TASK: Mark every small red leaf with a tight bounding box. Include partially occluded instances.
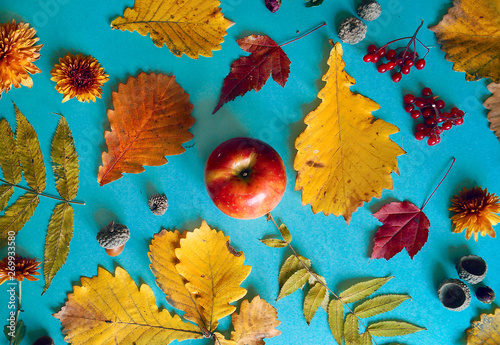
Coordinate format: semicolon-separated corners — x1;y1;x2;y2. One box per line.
213;35;291;114
371;201;430;260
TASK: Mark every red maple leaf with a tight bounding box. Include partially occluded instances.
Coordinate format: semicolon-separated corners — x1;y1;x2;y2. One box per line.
371;201;430;260
212;34;291;114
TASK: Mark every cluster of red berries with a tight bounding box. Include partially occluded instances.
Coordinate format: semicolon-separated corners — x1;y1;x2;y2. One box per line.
404;87;465;146
363;20;428;83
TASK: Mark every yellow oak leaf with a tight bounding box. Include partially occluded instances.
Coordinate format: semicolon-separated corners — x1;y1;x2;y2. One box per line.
484;83;500;141
466;308;500;345
294;41;405;223
53;267;202;345
429;0;500;82
111;0;234;59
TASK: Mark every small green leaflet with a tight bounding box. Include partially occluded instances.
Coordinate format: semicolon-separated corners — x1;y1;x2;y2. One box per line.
367;320;425;337
3;319;25;345
328;299;344;345
344;313;360;345
260;238;288;248
303;281;327;324
0;193;39;239
0;118;22;184
278;255;311;288
339;277;393;304
277;268;310;300
0;185;14;212
354;294;411;318
278;224;292;242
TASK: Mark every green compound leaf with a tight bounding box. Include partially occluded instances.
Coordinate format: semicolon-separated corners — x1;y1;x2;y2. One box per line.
260;238;288;248
0;193;39;240
303;281;327;325
367;320;426;337
0;118;21;184
278;255;311;288
14;104;46;193
328;299;344;345
339;277;393;304
344;313;360;345
0;185;14;212
43;203;74;294
279;224;292;243
277;268;310;300
51;116;79;201
360;331;372;345
354;294;411;318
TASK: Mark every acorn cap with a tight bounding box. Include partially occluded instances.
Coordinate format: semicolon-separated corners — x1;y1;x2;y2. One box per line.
357;0;382;21
33;335;55;345
148;193;169;216
438;279;471;311
96;221;130;249
456;255;487;284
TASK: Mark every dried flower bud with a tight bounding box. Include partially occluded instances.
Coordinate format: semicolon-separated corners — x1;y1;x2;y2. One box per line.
476;286;495;304
338;17;367;45
148;193;169;216
265;0;282;13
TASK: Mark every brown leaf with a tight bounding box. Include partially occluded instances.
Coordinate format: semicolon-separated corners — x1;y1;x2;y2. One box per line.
484;83;500;141
97;72;195;186
466;308;500;344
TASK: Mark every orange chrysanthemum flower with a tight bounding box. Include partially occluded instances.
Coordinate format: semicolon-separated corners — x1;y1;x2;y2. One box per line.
0;20;43;97
0;255;41;285
50;53;109;103
450;187;500;241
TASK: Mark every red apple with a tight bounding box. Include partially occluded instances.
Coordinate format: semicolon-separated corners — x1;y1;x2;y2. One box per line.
204;137;287;219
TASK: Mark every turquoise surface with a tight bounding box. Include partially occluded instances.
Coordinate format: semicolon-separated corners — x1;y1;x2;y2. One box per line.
0;0;499;344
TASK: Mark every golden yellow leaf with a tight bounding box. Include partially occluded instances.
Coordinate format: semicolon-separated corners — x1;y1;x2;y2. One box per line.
294;41;404;223
484;83;500;141
229;296;281;345
97;72;195;186
175;220;252;332
429;0;500;82
149;229;206;329
466;308;500;345
111;0;234;59
53;266;202;345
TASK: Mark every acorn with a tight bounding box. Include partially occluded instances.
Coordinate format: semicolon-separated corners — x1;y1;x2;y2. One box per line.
357;0;382;21
476;286;495;304
96;221;130;257
438;279;471;311
338;17;367;45
456;255;487;284
33;336;55;345
148;193;169;216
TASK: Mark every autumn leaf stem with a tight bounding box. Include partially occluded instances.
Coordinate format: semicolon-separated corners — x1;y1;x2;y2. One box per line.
420;157;456;211
0;178;85;205
279;22;326;47
267;213;376;341
8;281;21;345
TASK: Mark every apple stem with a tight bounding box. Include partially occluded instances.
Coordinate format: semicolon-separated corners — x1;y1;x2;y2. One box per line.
279;22;326;47
421;157;456;211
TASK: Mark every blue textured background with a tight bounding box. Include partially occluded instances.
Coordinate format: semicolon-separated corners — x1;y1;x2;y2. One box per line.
0;0;499;344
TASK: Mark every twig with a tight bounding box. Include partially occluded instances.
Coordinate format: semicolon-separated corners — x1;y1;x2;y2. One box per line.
0;179;85;205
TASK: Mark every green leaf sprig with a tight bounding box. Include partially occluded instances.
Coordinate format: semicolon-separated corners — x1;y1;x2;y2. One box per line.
261;214;426;345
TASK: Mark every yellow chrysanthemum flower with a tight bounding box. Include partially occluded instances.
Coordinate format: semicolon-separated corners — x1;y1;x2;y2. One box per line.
450;187;500;241
0;255;41;285
50;52;109;103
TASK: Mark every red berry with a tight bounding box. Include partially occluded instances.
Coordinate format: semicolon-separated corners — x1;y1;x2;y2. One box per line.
405;104;415;113
377;64;387;73
401;66;411;74
404;94;416;104
422;108;433;118
392;72;402;83
422;87;432;96
415;59;426;69
435;100;445;109
442;112;450;118
371;55;379;63
442;121;453;130
425;118;436;126
377;48;386;58
450;107;459;115
415;99;426;108
363;54;373;62
386;61;396;70
368;44;377;54
454;118;464;125
436;116;444;123
396;58;404;65
386;50;397;60
404;59;414;67
416;123;426;131
410;110;421;119
415;131;426;140
427;136;439;146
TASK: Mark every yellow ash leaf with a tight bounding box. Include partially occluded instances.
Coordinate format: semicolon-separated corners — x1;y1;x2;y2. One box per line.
175;220;251;332
111;0;234;59
294;41;405;223
53;267;202;345
466;308;500;345
429;0;500;82
230;296;281;345
149;229;207;329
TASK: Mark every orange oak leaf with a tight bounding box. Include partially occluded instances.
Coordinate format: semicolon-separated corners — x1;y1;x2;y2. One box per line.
97;72;195;186
484;83;500;141
213;35;291;114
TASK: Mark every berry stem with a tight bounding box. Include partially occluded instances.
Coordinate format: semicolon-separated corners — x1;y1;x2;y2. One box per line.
421;157;456;211
375;20;429;57
279;22;326;47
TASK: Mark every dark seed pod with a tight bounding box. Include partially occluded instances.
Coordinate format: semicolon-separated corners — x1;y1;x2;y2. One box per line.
338;17;367;45
456;255;487;284
148;193;169;216
265;0;282;13
357;0;382;21
476;286;495;304
33;336;55;345
438;279;471;311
